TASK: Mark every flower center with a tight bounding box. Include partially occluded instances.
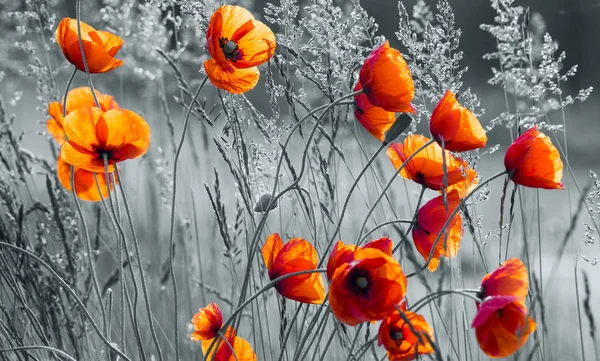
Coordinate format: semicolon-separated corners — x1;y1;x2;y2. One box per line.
347;268;372;297
389;326;404;347
219;37;243;62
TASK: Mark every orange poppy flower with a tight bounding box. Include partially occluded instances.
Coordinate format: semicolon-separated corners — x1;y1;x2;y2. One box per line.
204;5;276;94
429;90;487;152
191;303;223;341
479;258;528;300
387;134;473;190
55;18;124;73
47;87;119;145
412;189;463;271
443;165;478;199
472;296;536;358
504;126;564;189
378;305;434;361
329;248;407;326
353;82;397;142
57;154;114;202
261;233;326;304
201;327;256;361
60;107;151;173
326;237;392;281
359;40;415;112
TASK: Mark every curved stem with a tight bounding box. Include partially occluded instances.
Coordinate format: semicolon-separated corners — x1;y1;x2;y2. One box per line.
409;289;482;314
0;346;76;361
407;170;508;277
392;185;426;254
167;75;208;361
61;68;77;117
360;219;414;245
74;0;100;107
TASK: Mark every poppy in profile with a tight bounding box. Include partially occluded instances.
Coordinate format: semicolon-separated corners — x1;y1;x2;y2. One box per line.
429;90;487;152
201;326;257;361
479;258;528;300
329;248;407;326
47;87;119;145
191;303;223;341
359;40;414;112
412;189;463;271
472;296;536;358
504;126;563;189
205;5;276;94
387;134;473;190
261;233;326;304
326;237;393;281
55;18;124;73
57;155;115;202
353;82;397;142
60;107;151;173
378;304;435;361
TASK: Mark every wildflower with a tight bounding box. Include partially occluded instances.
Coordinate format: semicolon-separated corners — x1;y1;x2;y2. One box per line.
504;126;564;189
329;248;407;326
429;90;487;152
55;18;124;73
261;233;326;304
191;303;223;341
387;134;474;190
201;327;256;361
60;107;151;173
326;237;393;281
205;5;276;94
353;82;397;142
359;40;415;112
472;296;536;358
378;304;434;361
479;258;528;300
47;87;119;145
57;155;114;202
412;189;463;271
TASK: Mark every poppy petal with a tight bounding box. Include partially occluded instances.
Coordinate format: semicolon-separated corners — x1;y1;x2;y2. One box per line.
353;82;397;141
191;303;223;341
47;102;66;144
204;58;260;94
261;233;284;278
57;155;113;202
480;258;528;299
62;107;103;151
94;30;125;56
96;109;151;162
232;20;276;68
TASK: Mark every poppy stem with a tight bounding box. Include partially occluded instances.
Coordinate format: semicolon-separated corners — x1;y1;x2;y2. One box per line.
360;218;414;245
0;345;77;361
61;67;77;118
409;290;482;315
353;139;437;247
168;75;209;361
392;185;427;254
74;0;100;108
407;169;509;278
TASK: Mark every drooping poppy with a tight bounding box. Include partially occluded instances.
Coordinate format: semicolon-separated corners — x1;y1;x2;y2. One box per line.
329;248;407;326
429;90;487;152
326;237;393;281
353;82;397;142
205;5;276;94
412;189;463;271
261;233;326;304
201;326;256;361
359;40;415;112
472;296;536;358
55;18;124;73
479;258;528;300
387;134;474;190
57;154;115;202
504;126;564;189
378;304;435;361
191;303;223;341
47;87;119;145
60;107;151;173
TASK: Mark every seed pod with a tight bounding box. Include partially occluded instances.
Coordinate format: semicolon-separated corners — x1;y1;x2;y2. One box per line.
254;193;278;212
383;113;412;144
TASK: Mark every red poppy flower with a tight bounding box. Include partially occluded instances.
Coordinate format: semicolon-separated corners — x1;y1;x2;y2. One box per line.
504;126;564;189
472;296;536;358
479;258;528;300
261;233;326;304
56;18;124;73
387;134;473;190
205;5;276;94
429;90;487;152
326;237;393;281
329;248;407;326
60;107;151;173
191;303;223;341
359;40;414;112
201;327;256;361
57;154;115;202
378;304;435;361
353;82;397;141
47;87;119;145
412;189;463;271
